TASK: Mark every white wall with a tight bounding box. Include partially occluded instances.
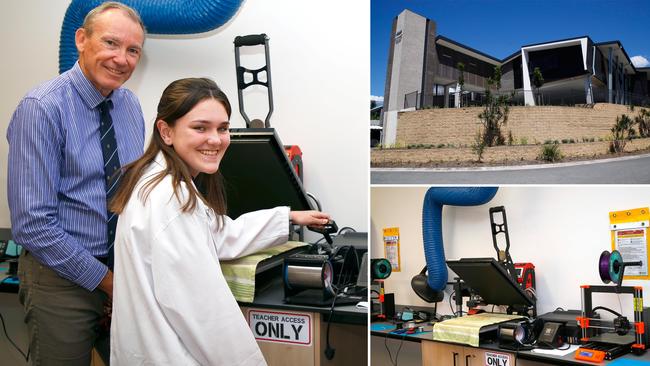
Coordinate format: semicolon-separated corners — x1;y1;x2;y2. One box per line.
371;186;650;320
1;0;369;238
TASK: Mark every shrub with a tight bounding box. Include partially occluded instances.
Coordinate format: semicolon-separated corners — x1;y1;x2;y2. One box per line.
519;137;528;145
538;143;563;162
636;108;650;138
471;131;486;162
609;114;636;153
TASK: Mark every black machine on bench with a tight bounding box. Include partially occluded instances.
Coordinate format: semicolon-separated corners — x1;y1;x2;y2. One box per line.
227;35;367;307
283;231;367;306
446;206;537;317
219;128;367;307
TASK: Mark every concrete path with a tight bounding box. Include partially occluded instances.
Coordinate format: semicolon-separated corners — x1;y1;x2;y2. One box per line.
371;153;650;184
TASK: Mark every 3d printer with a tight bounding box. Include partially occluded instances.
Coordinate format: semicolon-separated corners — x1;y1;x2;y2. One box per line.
575;250;648;361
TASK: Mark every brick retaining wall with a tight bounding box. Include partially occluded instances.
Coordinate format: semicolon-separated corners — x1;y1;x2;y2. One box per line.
394;103;643;147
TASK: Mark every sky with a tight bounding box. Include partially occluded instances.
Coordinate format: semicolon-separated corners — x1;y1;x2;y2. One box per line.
371;0;650;102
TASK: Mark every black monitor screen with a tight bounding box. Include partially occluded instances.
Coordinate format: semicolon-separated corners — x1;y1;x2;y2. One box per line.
219;128;312;219
446;258;534;307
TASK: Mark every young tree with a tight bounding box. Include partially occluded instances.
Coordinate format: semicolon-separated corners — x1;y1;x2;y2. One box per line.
477;65;509;146
490;65;502;92
456;62;465;107
532;67;544;105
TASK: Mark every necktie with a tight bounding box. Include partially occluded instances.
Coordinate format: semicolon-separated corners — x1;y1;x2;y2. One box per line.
98;100;121;269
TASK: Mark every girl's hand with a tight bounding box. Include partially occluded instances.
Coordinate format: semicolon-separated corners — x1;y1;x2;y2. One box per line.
290;210;331;227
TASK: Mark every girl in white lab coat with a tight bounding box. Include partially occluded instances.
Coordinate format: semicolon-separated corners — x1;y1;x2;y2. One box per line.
108;78;330;366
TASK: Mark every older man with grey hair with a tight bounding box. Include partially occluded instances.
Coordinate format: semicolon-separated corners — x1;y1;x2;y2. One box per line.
7;2;146;364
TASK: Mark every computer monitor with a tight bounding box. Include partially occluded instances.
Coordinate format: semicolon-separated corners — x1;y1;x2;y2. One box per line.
219;128;312;219
446;258;534;308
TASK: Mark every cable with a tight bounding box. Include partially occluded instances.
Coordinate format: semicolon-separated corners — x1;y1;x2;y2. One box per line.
448;289;465;316
433;302;438;321
448;289;455;315
384;333;406;366
306;192;322;211
324;289;338;360
0;312;30;362
324;245;357;361
337;227;356;235
593;306;624;318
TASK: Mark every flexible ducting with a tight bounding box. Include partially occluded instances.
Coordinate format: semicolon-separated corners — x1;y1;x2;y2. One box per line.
59;0;243;73
422;187;498;291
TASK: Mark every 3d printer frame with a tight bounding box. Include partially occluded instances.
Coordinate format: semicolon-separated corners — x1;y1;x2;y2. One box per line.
578;285;646;355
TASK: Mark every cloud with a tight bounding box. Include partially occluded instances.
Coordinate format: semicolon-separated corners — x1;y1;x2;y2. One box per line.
631;55;649;68
371;95;384;103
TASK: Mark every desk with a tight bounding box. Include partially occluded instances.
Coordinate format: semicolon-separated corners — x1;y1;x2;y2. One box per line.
241;275;367;366
371;317;650;365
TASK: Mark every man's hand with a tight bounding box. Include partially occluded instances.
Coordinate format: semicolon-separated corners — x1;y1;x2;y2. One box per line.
290;210;331;227
97;269;113;300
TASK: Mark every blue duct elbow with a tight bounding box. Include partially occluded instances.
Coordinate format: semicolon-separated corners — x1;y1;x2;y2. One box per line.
422;187;498;291
59;0;243;74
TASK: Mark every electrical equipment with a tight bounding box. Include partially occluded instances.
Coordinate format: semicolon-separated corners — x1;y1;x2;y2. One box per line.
498;320;537;350
576;343;631;362
283;145;303;181
411;266;444;303
307;221;338;245
575;346;607;363
370;258;393;321
447;258;536;317
283;253;335;305
515;262;535;290
371;258;391;280
538;309;592;345
538;322;565;349
577;285;646;357
283;241;363;306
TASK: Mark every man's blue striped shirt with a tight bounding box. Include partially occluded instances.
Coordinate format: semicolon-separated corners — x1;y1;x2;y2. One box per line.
7;62;145;290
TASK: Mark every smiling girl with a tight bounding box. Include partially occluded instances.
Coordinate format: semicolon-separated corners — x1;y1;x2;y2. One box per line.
108;78;329;365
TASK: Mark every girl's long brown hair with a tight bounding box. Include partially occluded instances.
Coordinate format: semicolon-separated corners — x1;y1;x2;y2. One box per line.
110;78;231;217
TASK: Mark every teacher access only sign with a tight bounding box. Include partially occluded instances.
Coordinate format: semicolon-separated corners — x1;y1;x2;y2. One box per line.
248;310;312;346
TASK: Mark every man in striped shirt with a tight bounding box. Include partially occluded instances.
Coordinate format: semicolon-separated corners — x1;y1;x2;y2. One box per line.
6;3;145;365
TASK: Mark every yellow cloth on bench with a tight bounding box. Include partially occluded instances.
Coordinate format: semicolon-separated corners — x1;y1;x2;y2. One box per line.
432;313;523;347
221;241;307;303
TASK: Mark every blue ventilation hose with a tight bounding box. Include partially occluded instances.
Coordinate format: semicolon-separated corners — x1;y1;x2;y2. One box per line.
59;0;243;74
422;187;498;291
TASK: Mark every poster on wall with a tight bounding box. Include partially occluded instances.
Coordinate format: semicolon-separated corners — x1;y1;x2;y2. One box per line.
383;227;401;272
609;207;650;279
